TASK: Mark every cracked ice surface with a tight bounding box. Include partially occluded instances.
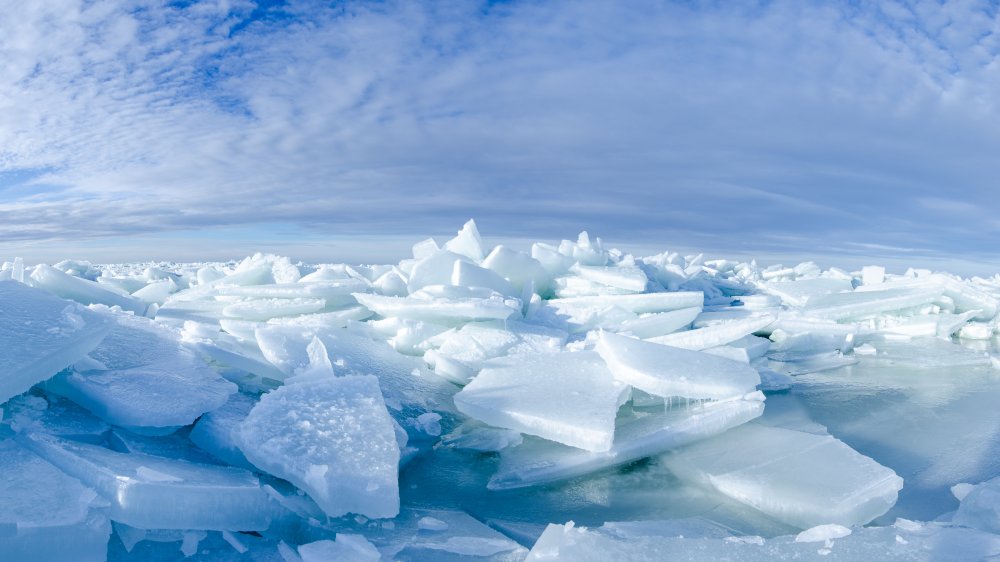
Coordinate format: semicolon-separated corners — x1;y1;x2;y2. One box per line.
6;220;1000;559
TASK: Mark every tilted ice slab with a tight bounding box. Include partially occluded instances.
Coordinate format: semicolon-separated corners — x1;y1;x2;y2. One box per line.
647;314;777;351
454;351;628;452
662;424;903;529
525;519;1000;561
531;292;703;333
490;392;765;490
616;307;701;338
19;432;280;531
213;279;368;305
802;287;943;321
238;374;401;519
760;277;854;307
254;324;457;420
424;320;567;384
29;264;145;314
44;312;236;431
221;298;327;321
596;331;760;400
353;290;521;325
0;281;113;404
6;393;110;442
0;439;111;562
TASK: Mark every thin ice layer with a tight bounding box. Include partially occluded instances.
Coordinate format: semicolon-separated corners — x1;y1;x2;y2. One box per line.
524;519;1000;561
596;331;760;400
662;424;903;529
44;312;236;430
454;351;628;452
0;281;113;404
238;375;401;519
490;393;764;489
19;432;279;531
0;439;111;562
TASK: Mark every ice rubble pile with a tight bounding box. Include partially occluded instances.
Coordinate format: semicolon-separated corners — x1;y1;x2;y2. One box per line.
2;220;1000;559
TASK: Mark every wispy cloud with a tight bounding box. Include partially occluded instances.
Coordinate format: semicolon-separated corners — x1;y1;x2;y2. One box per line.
1;0;999;262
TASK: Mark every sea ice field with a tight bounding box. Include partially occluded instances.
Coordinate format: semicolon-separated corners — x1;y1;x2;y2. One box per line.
4;219;1000;560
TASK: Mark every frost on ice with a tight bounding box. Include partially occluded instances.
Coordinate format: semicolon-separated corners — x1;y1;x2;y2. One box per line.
6;220;1000;559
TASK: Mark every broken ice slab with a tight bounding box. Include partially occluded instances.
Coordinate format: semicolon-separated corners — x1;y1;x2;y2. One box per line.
189;392;258;470
454;351;628;452
489;393;765;490
424;320;567;384
952;476;1000;534
549;292;703;316
482;245;549;295
212;279;368;305
702;335;771;364
647;314;777;351
222;298;327;321
0;281;114;404
253;324;457;421
760;277;854;307
529;292;703;333
108;428;223;466
238;375;401;519
44;312;236;431
452;260;516;297
524;519;1000;561
596;331;760;400
802;287;943;321
661;423;903;529
19;432;280;531
567;264;649;293
298;534;381;561
615;307;701;338
29;264;146;314
353;291;521;325
0;439;111;562
315;508;528;561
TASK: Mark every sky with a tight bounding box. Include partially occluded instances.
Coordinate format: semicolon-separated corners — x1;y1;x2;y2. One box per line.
1;0;1000;272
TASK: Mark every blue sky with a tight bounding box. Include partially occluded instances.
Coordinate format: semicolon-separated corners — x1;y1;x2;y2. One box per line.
1;1;999;271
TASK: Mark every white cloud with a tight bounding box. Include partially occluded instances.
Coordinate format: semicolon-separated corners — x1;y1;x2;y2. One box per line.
0;0;998;260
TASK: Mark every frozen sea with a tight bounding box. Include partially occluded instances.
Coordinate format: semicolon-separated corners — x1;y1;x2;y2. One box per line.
3;220;1000;560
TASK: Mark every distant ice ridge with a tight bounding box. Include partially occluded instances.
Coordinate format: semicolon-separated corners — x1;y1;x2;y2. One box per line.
4;219;1000;559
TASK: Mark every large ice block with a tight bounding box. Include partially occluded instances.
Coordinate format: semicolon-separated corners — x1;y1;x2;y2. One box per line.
44;312;236;430
238;375;401;519
596;331;760;400
0;281;113;404
0;282;112;402
453;351;628;452
490;393;764;489
19;432;280;531
662;424;903;528
0;439;111;561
